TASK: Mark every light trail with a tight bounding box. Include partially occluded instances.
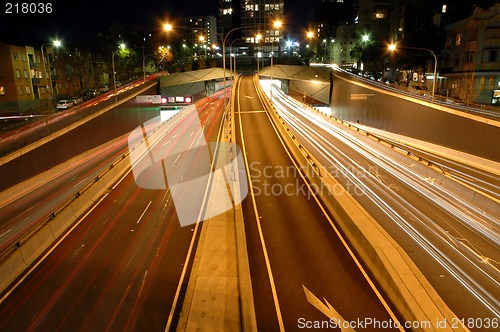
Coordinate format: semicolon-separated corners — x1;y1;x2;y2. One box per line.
264;82;500;317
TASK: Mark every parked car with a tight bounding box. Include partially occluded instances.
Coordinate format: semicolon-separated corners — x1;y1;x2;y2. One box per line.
82;89;97;101
68;98;83;105
56;100;74;110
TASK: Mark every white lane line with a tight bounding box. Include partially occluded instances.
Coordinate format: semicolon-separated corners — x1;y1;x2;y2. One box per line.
136;201;152;224
0;229;12;239
73;178;88;189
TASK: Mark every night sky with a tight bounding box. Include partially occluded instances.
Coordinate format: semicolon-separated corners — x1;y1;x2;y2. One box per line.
0;0;322;45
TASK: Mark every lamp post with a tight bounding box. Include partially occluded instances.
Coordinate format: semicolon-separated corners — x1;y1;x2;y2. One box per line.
40;39;61;106
388;43;437;101
143;53;156;83
256;34;262;75
270;20;282;102
199;35;207;58
112;43;125;101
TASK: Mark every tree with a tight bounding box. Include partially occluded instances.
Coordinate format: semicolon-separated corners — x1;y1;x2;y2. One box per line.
457;70;478;107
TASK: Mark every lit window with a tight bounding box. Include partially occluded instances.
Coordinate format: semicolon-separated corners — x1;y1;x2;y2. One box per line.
18;85;23;94
25;86;30;94
13;51;19;60
442;5;447;13
0;86;5;95
16;69;21;78
456;33;462;46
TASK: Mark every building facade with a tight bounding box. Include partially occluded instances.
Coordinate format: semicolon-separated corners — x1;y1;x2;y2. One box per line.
241;0;285;57
441;3;500;104
0;42;70;113
179;16;218;51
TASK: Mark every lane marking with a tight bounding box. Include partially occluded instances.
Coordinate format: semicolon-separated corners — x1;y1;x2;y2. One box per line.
0;229;12;239
303;285;355;332
136;201;152;224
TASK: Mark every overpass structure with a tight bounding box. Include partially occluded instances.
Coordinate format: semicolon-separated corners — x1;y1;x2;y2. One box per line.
258;65;331;105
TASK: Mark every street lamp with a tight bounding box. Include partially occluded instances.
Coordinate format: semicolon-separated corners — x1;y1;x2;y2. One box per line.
256;34;262;75
199;35;207;58
143;53;156;83
163;23;172;32
388;43;437;101
112;43;126;101
271;20;283;102
40;39;61;105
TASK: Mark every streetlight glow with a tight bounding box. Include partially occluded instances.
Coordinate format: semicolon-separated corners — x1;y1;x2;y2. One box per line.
307;31;314;39
163;23;172;32
388;42;437;100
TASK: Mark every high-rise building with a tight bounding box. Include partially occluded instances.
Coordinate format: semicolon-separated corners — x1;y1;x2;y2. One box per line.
219;0;241;40
178;16;218;50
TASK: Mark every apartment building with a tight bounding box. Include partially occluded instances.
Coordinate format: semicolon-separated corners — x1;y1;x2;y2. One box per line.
0;42;69;113
441;3;500;104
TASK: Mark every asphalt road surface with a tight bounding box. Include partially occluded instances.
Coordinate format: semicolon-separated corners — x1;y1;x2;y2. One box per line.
235;75;401;331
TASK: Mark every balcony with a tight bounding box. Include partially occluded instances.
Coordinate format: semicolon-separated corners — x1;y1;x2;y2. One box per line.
31;78;41;85
29;61;38;68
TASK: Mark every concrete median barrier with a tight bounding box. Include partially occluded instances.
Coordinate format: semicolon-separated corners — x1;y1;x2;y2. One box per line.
0;248;28;293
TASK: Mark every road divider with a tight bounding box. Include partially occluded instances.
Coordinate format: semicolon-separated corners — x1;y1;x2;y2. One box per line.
254;76;468;332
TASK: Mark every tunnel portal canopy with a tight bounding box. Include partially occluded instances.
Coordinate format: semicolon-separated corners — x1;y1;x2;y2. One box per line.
259;65;332;105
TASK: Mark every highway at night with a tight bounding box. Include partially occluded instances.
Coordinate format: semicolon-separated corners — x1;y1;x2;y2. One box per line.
234;75;401;331
266;81;500;325
0;90;226;330
0;74;498;331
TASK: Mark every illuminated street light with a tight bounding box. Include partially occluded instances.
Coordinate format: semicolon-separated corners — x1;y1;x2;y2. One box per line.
271;20;283;102
163;23;172;32
256;34;263;75
112;43;126;101
388;42;437;101
362;34;370;42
